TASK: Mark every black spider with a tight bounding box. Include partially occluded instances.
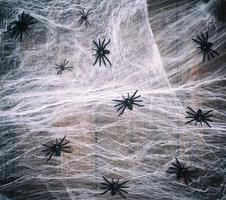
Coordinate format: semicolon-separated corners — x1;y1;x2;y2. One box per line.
55;59;73;75
166;158;196;185
7;11;37;42
78;9;92;27
113;90;144;116
42;135;72;161
185;107;213;128
92;39;111;66
100;176;129;198
192;32;219;62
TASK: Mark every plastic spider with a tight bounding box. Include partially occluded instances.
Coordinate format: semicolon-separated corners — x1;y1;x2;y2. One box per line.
7;11;37;42
92;39;111;66
55;59;73;75
166;158;196;185
77;9;92;27
185;107;213;128
192;32;219;62
113;90;144;116
42;135;72;161
100;176;129;198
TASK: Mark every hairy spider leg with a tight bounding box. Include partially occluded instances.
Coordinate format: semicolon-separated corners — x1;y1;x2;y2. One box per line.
187;107;196;114
130;90;138;99
102;39;111;65
119;180;129;187
203;110;213;116
185;119;196;124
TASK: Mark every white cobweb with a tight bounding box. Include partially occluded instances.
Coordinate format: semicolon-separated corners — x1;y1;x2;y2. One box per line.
0;0;225;199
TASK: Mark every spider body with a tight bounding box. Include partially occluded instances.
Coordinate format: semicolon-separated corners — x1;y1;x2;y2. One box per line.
113;90;144;116
93;39;111;66
166;158;196;185
192;32;219;62
7;12;36;42
185;107;213;127
55;59;73;75
100;176;129;198
78;9;92;27
42;135;72;161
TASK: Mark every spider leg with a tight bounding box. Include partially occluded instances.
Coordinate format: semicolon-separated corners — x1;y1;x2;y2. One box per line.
205;32;209;44
195;121;198;126
100;182;109;186
119;180;129;186
209;48;219;55
103;54;111;65
99;55;102;66
117;105;125;112
86;20;92;26
45;151;52;157
103;39;110;48
206;51;211;61
118;190;127;198
209;50;215;58
201;32;206;43
132;95;141;100
187;107;196;114
119;106;126;116
203;120;211;128
86;10;93;16
101;39;106;48
93;40;99;49
203;110;213;116
119;188;128;193
93;55;100;66
192;38;202;45
202;51;206;63
98;39;101;47
113;99;124;103
61;141;70;146
79;10;83;15
130;90;138;99
205;117;213;122
65;68;73;72
78;18;83;24
122;95;126;99
20;32;23;42
100;188;110;195
185;119;196;124
42;143;51;148
59;135;67;145
185;116;195;118
61;149;72;153
85;20;88;27
133;100;143;102
114;102;124;107
61;145;71;149
197;35;203;43
47;152;54;161
132;102;144;107
101;55;107;66
103;177;111;184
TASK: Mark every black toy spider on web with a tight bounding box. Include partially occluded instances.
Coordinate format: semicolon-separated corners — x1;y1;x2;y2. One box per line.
92;39;111;66
166;158;196;185
77;9;92;27
100;176;129;198
55;59;73;75
192;32;219;62
42;135;72;161
185;107;213;128
7;11;37;42
113;90;144;116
